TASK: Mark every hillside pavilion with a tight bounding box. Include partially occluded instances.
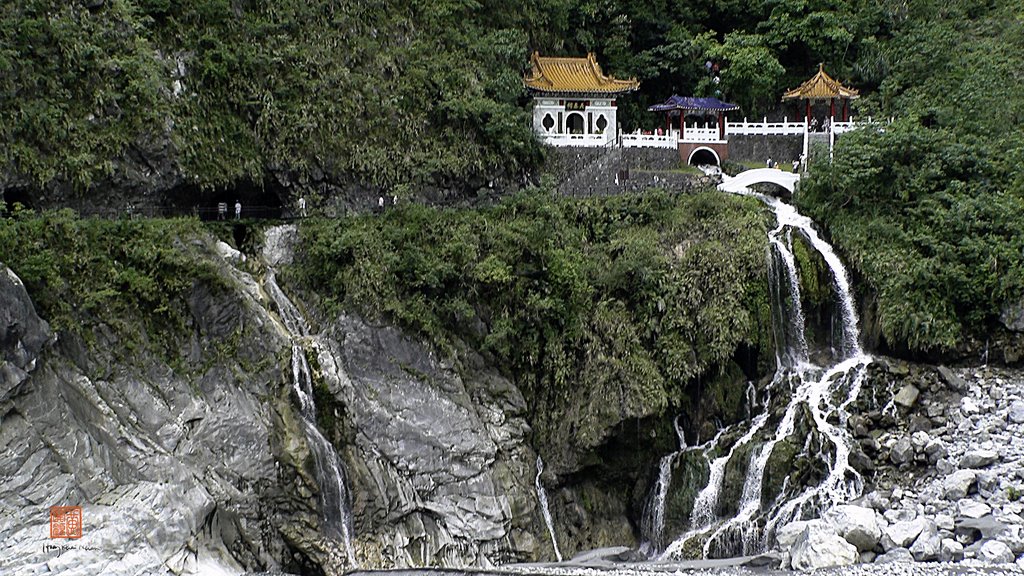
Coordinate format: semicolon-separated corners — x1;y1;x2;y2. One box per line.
783;64;860;123
524;52;639;147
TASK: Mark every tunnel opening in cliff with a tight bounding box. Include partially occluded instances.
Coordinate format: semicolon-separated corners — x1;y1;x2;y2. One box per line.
163;179;288;220
3;187;35;211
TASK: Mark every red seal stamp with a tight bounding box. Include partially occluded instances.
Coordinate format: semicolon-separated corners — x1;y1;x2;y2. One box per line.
49;506;82;539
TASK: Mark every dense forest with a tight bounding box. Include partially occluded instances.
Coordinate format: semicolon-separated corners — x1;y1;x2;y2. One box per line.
2;0;1023;355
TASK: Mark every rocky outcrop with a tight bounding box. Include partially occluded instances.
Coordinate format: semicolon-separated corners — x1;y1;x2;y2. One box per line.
0;238;380;575
312;314;543;566
0;264;53;397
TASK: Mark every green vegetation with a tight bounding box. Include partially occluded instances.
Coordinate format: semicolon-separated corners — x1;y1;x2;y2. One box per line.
293;189;773;453
0;210;224;353
0;0;543;192
798;0;1024;352
4;0;1022;357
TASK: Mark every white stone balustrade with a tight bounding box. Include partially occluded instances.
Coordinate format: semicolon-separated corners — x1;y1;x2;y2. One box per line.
726;117;807;136
538;132;613;148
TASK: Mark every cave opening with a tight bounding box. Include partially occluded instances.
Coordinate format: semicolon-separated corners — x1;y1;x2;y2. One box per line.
2;188;34;212
164;178;288;220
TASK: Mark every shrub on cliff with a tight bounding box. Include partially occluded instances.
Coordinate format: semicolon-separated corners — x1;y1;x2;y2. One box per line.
294;189;773;463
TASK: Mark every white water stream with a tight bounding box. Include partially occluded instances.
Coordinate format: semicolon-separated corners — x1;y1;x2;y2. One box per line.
535;456;564;562
658;179;871;559
265;270;357;565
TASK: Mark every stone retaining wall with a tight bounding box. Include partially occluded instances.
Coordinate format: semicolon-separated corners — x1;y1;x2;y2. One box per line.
728;134;803;165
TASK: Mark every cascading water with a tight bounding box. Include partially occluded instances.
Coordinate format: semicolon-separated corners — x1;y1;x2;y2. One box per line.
640;416;687;554
265;270;357;565
534;456;563;562
661;180;871;559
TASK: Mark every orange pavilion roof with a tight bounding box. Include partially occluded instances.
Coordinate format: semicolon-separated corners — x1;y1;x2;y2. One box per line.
524;52;639;95
782;64;860;101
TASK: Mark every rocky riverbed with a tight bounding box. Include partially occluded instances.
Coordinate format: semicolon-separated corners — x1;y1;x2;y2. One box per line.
764;360;1024;570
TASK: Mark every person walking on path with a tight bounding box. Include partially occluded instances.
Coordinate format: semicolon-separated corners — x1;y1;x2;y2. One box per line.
298;196;307;218
234;200;241;220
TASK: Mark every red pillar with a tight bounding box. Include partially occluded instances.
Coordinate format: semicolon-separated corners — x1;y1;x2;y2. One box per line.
830;98;835;120
665;113;670;133
805;100;811;123
843;99;849;122
718;112;725;140
680;111;685;140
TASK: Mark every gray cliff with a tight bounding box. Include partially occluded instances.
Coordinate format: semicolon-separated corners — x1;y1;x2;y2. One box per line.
0;228;557;575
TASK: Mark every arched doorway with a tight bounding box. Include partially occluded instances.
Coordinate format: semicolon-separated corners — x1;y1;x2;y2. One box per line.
688;147;721;166
566;112;585;135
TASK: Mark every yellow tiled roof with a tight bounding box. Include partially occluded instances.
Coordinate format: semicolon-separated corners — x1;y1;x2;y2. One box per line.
782;64;860;101
524;52;639;94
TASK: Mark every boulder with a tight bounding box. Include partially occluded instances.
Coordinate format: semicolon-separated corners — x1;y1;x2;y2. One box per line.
978;540;1015;564
825;505;882;552
894;384;920;408
938;366;969;391
958;499;993;519
790;522;858;571
910;521;941;561
1009;400;1024;425
874;548;913;563
960;449;999;469
940;538;964;562
890;437;914;465
996;524;1024;554
776;519;829;551
886;517;927;548
943;469;977;500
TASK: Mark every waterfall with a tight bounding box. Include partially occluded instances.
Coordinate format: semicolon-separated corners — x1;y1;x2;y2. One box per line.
534;456;563;562
265;270;357;565
661;183;871;559
641;415;688;554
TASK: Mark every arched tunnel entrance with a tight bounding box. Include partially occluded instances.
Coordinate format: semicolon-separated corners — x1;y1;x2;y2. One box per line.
688;147;721;167
2;188;34;212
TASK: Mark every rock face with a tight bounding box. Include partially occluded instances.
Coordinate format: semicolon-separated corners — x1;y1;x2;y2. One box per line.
0;264;53;397
314;314;541;566
1;252;316;575
1;229;577;575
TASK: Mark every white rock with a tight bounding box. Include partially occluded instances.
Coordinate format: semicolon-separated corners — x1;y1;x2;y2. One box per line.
996;524;1024;554
874;548;913;563
886;517;927;548
962;396;981;415
961;449;999;469
935;514;955;531
894;384;920;408
978;539;1015;563
1009;400;1024;424
940;537;964;562
776;519;829;551
911;430;931;450
910;521;941;561
825;505;882;552
959;499;993;519
790;522;858;571
943;469;977;500
214;241;245;264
